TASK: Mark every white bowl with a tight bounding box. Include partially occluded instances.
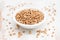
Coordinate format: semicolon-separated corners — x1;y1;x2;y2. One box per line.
13;7;46;29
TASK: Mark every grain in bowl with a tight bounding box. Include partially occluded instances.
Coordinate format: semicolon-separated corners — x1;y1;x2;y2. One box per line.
15;9;44;25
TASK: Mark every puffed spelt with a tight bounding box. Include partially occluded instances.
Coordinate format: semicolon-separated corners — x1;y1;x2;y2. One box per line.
15;9;44;25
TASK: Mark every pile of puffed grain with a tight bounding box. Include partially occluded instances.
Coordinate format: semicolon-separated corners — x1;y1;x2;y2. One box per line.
15;9;44;25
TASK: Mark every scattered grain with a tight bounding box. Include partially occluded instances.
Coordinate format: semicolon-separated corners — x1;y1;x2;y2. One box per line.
10;27;12;29
36;33;40;38
18;4;20;7
47;23;50;25
36;30;41;33
48;29;50;31
54;29;56;31
54;13;56;16
6;19;8;21
50;21;52;23
44;7;49;10
12;29;14;32
3;18;5;20
18;32;22;38
52;17;55;21
13;33;16;35
53;3;56;6
48;13;51;16
7;14;10;16
36;30;41;38
22;31;25;33
29;30;32;34
36;29;47;38
51;35;54;37
48;9;51;12
10;34;12;36
47;34;49;36
53;9;56;12
9;22;11;24
6;25;8;27
52;32;54;34
16;24;20;28
6;5;11;8
42;28;47;34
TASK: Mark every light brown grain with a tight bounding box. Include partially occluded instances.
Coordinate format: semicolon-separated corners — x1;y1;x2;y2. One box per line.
15;9;44;25
18;32;22;38
29;30;32;34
